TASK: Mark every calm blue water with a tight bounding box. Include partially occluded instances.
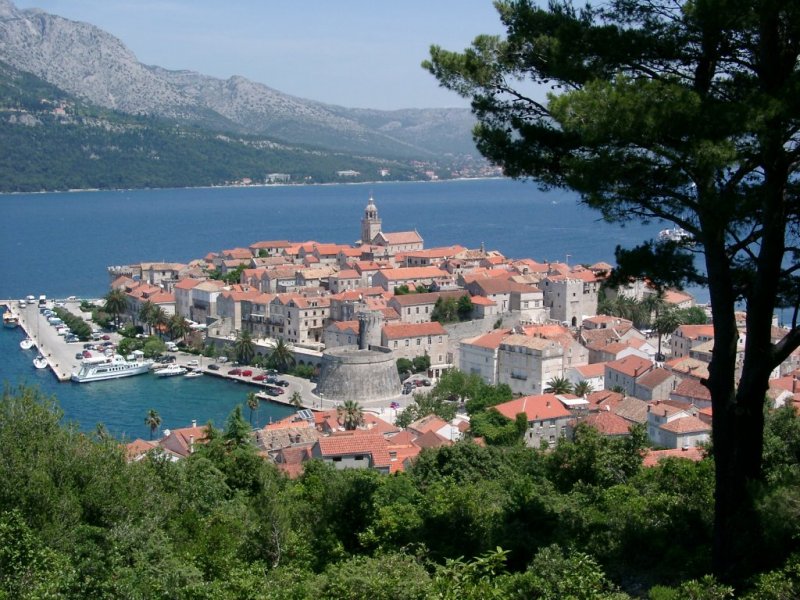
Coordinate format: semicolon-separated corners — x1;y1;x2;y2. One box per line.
0;178;705;438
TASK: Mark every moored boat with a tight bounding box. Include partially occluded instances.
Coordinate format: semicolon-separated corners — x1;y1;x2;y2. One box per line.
153;364;187;377
71;355;152;383
33;354;48;369
183;370;203;378
3;311;19;328
20;337;34;350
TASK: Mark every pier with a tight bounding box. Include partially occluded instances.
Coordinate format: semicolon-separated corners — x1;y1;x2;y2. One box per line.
3;299;86;381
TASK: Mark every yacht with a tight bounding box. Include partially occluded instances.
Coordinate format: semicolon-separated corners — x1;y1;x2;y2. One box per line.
153;364;187;377
183;370;203;378
71;355;152;383
33;355;48;369
19;337;34;350
658;227;693;244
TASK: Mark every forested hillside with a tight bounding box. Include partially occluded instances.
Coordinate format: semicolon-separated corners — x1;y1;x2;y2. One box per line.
0;61;422;193
3;385;800;599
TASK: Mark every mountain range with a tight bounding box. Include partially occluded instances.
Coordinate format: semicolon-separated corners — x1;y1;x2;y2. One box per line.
0;0;479;161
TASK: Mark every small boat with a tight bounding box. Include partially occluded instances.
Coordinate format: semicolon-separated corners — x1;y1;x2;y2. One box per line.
33;355;48;369
153;364;187;377
3;311;19;328
19;338;34;350
183;370;203;378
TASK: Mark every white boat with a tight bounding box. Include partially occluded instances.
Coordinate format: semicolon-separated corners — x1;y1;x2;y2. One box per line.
33;355;48;369
153;364;187;377
19;338;34;350
3;311;19;328
71;355;152;383
183;370;203;378
658;227;693;244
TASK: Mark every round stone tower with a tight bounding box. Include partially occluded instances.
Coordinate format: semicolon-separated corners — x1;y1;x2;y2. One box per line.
317;309;400;402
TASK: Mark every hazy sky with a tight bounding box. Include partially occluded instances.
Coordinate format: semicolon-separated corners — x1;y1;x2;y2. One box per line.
14;0;507;110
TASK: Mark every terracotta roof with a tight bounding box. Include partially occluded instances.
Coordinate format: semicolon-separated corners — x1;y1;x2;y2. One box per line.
586;390;624;409
664;357;710;379
413;429;452;449
330;320;360;333
316;432;391;467
494;394;572;422
378;231;423;245
159;425;208;457
660;415;711;434
462;328;513;350
125;438;158;460
613;397;649;423
469;296;496;306
500;334;560;352
404;245;467;259
472;278;540;295
606;355;653;378
635;367;674;389
676;324;715;340
407;414;448;436
382;321;447;339
333;269;360;279
642;447;704;467
389;290;465;306
580;411;632;436
663;289;695;305
573;363;606;378
648;401;690;418
671;378;712;402
250;240;293;249
174;278;204;290
375;266;448;281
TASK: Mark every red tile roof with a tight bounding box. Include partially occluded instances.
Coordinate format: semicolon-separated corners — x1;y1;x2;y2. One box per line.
671;378;712;402
606;355;653;378
494;394;572;422
375;266;448;281
580;411;632;436
316;432;391;467
642;447;704;467
382;321;447;339
660;415;711;434
635;367;674;389
462;328;513;350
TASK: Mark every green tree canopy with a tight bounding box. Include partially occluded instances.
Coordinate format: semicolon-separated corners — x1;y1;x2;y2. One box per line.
425;0;800;583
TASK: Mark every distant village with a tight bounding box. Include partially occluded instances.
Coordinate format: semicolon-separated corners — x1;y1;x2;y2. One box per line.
114;196;800;475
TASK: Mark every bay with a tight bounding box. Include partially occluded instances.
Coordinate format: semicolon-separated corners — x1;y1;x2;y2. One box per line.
0;178;702;439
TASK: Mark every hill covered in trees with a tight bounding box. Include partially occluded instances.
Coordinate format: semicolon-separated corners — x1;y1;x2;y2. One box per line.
3;385;800;599
0;60;443;193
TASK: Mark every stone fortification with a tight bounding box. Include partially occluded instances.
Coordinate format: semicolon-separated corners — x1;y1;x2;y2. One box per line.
316;346;400;402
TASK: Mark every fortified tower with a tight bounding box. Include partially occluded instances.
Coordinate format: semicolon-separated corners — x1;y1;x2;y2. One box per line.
360;194;382;244
316;310;400;402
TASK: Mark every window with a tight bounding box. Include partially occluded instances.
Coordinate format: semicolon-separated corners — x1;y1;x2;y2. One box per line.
405;339;410;347
394;341;398;348
416;338;421;345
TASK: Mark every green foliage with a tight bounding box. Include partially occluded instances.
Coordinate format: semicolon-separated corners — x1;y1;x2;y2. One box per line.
470;410;526;446
395;393;457;428
290;364;316;379
52;307;91;340
396;357;413;375
412;354;431;373
234;330;256;365
337;400;364;431
141;335;167;358
222;264;247;285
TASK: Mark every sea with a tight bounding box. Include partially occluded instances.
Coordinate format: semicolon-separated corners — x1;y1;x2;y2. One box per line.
0;178;705;439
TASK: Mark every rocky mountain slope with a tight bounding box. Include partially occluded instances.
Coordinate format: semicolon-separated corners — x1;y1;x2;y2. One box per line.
0;0;478;159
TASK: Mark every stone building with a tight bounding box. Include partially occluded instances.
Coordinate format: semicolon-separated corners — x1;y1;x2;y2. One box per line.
497;334;565;396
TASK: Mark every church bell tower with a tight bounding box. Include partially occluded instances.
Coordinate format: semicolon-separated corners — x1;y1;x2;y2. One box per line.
360;194;381;244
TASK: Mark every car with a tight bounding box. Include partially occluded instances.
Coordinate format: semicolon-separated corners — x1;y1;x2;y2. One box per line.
241;369;253;377
83;343;94;349
264;386;282;397
101;334;110;340
65;335;79;343
266;369;278;375
252;374;266;381
187;359;199;367
75;352;84;360
208;364;220;371
82;350;92;358
276;380;289;387
67;295;77;301
402;387;412;395
217;356;228;363
422;379;432;386
266;375;278;384
227;368;242;376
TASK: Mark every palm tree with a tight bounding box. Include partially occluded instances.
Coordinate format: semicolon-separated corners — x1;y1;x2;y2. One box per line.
654;307;683;361
246;392;259;426
544;376;573;395
268;338;295;373
289;391;303;408
145;408;161;440
168;314;190;343
151;306;169;339
138;300;155;335
573;380;594;398
103;289;128;329
234;330;256;365
337;400;364;431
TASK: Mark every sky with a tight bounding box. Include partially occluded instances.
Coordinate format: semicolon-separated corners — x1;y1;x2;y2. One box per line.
14;0;508;110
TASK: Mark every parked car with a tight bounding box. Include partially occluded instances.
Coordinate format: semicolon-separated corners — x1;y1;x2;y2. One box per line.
252;374;266;381
266;375;278;384
186;359;199;367
217;356;228;363
75;352;84;360
422;379;432;386
241;370;253;377
82;350;92;358
276;380;290;387
228;368;242;376
208;364;220;371
101;334;110;340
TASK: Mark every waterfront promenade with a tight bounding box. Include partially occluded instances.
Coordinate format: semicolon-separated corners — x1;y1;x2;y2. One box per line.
3;299;412;418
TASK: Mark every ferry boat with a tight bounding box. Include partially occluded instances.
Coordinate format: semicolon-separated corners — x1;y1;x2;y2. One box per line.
658;227;693;244
71;355;152;383
3;311;19;328
153;364;187;377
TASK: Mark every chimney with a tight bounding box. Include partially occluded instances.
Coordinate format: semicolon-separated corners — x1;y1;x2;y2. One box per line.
189;435;195;454
546;401;551;407
192;419;197;428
